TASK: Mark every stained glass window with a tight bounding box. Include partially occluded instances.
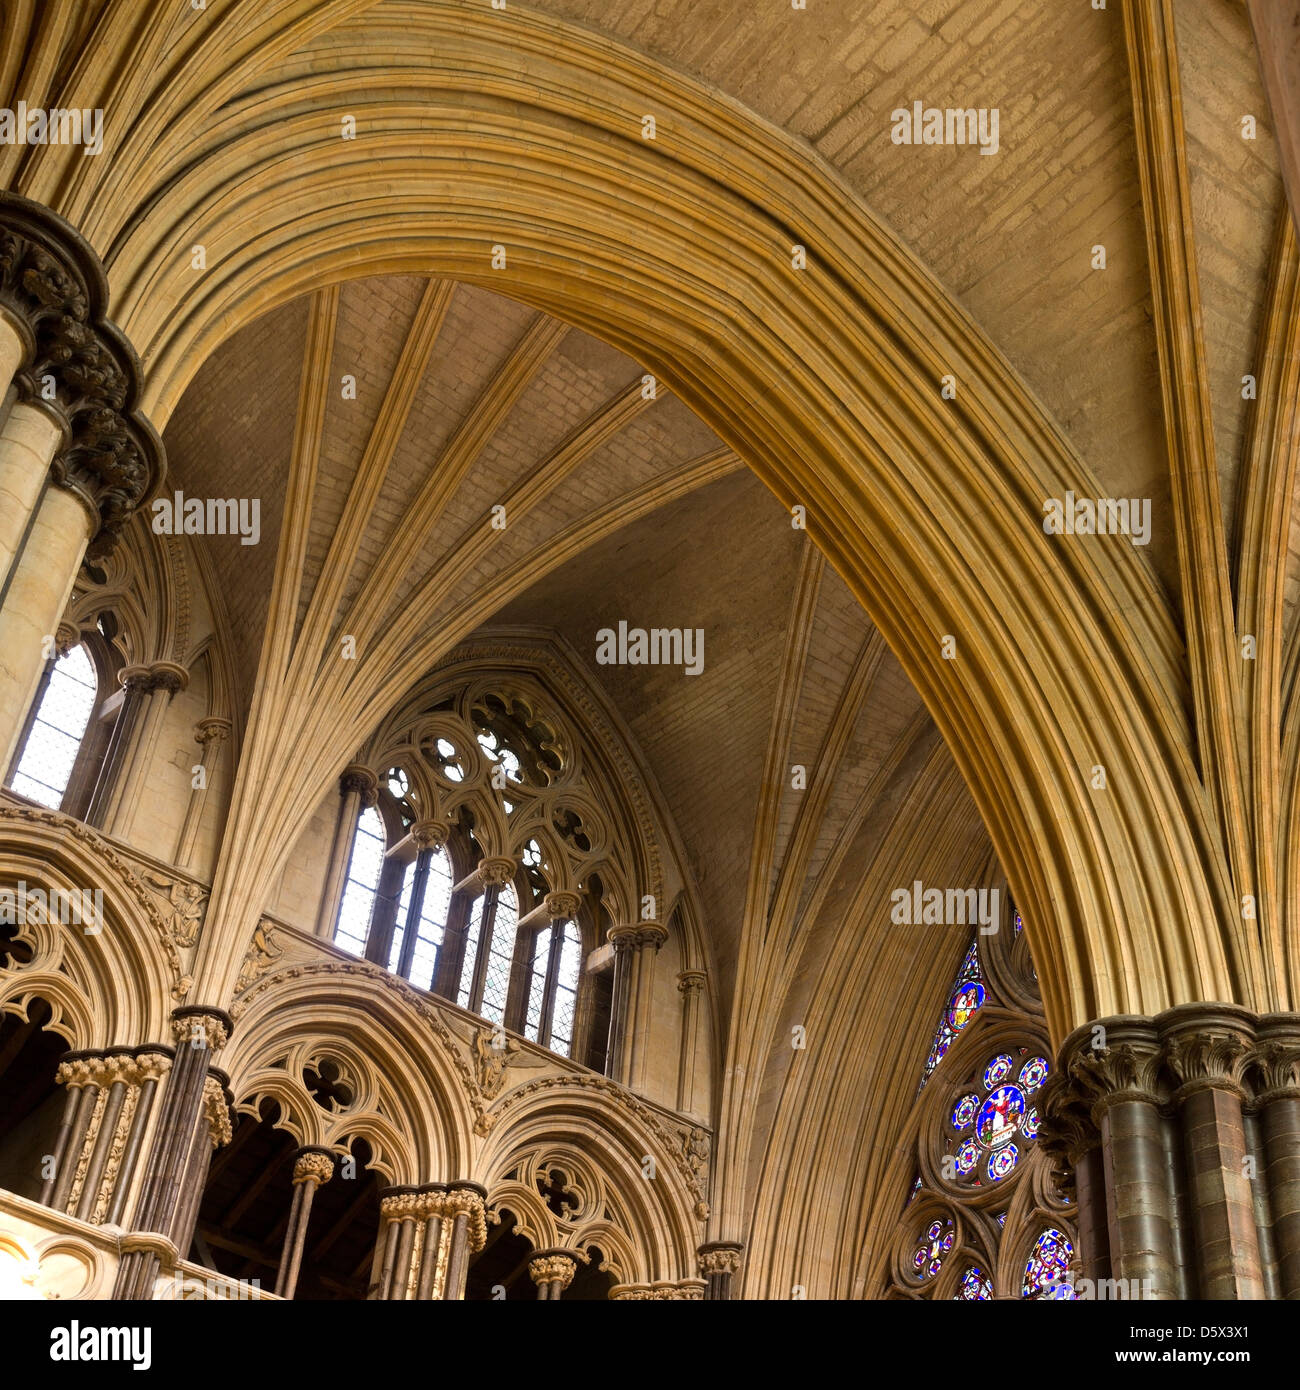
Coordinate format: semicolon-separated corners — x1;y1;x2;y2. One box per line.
912;1219;955;1280
919;938;985;1087
523;917;583;1057
334;806;385;957
954;1266;992;1301
889;899;1076;1302
1022;1229;1076;1300
10;645;98;809
942;1045;1049;1189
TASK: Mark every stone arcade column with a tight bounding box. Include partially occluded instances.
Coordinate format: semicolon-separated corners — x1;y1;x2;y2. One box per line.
96;661;189;838
112;1007;232;1300
0;194;163;770
174;717;231;869
275;1148;335;1299
1040;1005;1300;1299
528;1249;578;1300
369;1181;486;1300
697;1242;744;1300
607;920;668;1091
40;1048;173;1226
676;970;707;1114
315;765;379;939
610;1278;707;1300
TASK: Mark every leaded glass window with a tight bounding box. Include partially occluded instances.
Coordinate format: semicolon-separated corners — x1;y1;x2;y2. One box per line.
334;806;384;957
10;646;98;809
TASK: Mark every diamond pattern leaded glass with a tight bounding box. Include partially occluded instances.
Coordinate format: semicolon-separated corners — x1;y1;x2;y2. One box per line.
334;806;384;957
11;646;98;808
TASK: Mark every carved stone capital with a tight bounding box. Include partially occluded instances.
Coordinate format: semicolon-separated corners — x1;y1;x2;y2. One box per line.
292;1148;335;1187
1159;1004;1255;1103
544;890;582;922
144;661;189;696
677;969;707;998
169;1006;232;1053
1251;1015;1300;1104
339;764;379;806
529;1252;578;1289
477;856;518;888
697;1241;743;1278
0;193;164;556
444;1183;489;1251
195;717;232;746
54;621;81;656
411;819;450;851
1055;1017;1164;1120
609;920;667;952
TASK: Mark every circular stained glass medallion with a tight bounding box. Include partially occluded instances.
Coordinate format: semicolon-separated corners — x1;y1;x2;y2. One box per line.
1018;1055;1050;1092
983;1054;1014;1088
976;1085;1025;1148
952;1094;979;1130
988;1144;1019;1181
948;982;985;1032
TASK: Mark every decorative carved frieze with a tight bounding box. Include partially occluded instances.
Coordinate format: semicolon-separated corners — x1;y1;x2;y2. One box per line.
0;193;163;555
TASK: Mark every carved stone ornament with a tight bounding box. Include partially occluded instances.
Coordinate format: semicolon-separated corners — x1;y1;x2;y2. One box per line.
292;1149;336;1187
528;1252;579;1289
169;1007;231;1053
144;874;206;949
544;890;582;922
473;1024;521;1100
233;919;282;995
0;193;163;556
339;764;379;806
477;855;518;888
697;1242;743;1277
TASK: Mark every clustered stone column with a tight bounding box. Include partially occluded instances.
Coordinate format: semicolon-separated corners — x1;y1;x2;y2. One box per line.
528;1249;579;1300
41;1047;172;1227
697;1241;743;1300
94;661;189;836
607;920;667;1090
274;1148;335;1299
112;1007;233;1300
1041;1004;1300;1299
676;969;707;1113
369;1181;487;1300
174;716;231;868
0;193;163;770
315;765;379;939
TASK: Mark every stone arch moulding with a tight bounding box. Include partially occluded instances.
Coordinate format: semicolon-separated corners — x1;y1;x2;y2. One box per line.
9;1;1244;1031
0;806;181;1048
477;1085;701;1284
222;965;477;1183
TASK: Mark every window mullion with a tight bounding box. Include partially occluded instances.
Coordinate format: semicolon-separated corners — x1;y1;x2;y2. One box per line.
469;885;500;1013
395;847;431;981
